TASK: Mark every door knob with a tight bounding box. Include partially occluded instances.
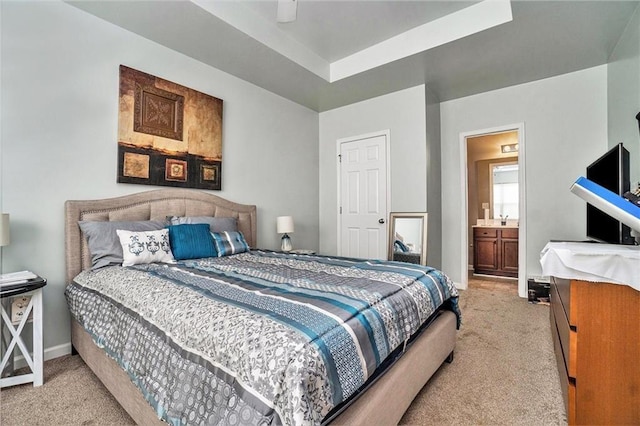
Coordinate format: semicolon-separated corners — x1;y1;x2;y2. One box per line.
379;218;385;224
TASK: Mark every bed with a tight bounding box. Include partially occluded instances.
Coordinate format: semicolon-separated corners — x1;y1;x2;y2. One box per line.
64;189;459;425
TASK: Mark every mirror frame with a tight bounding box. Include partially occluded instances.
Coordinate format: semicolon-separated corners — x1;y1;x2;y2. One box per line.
388;212;428;265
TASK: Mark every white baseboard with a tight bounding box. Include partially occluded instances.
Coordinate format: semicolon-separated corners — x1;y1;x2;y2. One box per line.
12;342;72;369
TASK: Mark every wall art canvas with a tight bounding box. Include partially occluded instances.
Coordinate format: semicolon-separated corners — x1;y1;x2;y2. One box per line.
117;65;223;190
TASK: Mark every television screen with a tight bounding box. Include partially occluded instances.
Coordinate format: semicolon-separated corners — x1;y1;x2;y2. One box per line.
586;143;633;244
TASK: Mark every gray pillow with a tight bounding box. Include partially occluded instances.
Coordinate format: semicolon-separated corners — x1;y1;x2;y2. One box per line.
167;216;237;233
79;220;167;269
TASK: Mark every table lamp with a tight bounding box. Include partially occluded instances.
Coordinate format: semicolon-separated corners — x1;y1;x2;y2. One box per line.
0;213;8;275
0;214;9;247
276;216;294;252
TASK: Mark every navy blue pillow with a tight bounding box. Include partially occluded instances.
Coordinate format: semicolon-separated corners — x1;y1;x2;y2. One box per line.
167;223;217;260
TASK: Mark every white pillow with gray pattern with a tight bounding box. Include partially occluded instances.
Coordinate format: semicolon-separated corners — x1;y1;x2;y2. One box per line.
116;229;175;266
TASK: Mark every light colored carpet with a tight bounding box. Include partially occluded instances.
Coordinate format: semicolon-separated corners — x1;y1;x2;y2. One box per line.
0;280;566;425
400;279;566;425
0;351;134;425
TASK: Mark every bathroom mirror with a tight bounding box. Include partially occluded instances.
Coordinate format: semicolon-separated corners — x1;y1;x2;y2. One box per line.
491;162;519;220
388;212;428;265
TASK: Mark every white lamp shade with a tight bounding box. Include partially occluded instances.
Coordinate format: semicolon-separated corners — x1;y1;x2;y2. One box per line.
276;216;294;234
0;213;9;247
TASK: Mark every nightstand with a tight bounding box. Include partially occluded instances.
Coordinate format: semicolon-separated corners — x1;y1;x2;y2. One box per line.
0;275;46;388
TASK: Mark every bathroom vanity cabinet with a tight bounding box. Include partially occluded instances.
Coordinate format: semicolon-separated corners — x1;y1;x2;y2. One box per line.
473;226;518;277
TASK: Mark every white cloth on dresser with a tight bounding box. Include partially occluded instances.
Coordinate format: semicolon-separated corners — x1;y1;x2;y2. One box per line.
540;241;640;291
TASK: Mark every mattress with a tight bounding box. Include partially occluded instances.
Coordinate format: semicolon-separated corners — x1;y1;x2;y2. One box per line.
65;250;460;425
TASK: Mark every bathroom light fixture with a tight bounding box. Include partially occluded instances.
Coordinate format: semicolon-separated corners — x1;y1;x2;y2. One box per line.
277;0;297;23
501;143;518;154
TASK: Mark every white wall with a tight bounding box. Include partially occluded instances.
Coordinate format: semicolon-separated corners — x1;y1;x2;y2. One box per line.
440;66;609;286
608;4;640;186
318;85;428;256
0;1;319;355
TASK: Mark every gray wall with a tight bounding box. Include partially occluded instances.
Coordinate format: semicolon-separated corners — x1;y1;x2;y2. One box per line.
440;65;608;286
425;86;442;269
318;85;429;257
608;4;640;187
1;1;319;355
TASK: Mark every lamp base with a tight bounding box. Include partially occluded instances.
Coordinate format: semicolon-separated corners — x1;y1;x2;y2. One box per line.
281;234;292;252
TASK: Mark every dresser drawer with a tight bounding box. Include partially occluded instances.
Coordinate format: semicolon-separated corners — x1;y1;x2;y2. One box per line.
553;277;571;319
550;306;569;416
568;329;577;379
568;381;576;425
550;282;570;371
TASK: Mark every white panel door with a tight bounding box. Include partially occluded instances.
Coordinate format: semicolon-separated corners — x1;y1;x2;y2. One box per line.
339;134;388;259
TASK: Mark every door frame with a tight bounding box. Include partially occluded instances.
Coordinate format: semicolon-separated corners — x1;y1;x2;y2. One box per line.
336;129;391;258
459;123;527;298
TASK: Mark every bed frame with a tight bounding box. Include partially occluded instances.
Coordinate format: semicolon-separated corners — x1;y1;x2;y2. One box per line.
65;188;457;425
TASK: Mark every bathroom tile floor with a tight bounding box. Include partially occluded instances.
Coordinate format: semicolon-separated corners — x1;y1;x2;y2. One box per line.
468;271;519;294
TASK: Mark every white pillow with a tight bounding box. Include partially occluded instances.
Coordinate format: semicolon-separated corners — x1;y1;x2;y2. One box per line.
116;229;175;266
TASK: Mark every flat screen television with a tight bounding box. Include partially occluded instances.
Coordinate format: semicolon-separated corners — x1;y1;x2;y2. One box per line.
586;143;633;244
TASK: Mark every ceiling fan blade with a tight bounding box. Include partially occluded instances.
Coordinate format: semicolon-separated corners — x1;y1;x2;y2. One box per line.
277;0;297;23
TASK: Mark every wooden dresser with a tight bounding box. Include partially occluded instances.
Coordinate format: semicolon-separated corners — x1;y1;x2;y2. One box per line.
549;277;640;425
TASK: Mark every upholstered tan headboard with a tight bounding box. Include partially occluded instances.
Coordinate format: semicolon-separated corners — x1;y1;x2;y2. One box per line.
64;189;257;284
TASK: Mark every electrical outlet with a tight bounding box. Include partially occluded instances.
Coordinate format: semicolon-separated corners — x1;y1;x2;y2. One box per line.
11;296;32;325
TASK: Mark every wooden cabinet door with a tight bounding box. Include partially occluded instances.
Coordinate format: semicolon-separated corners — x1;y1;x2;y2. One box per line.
474;238;498;272
501;238;519;274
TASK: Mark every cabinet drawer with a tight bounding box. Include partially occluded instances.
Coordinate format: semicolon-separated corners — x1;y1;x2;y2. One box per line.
550;307;569;416
553;277;571;319
568;381;576;425
473;228;497;238
550;283;570;371
569;330;577;379
501;228;518;239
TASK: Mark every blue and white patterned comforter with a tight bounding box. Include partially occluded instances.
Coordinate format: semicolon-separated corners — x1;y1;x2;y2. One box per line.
66;250;460;425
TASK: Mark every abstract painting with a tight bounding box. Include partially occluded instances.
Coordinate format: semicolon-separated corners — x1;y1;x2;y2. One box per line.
117;65;223;190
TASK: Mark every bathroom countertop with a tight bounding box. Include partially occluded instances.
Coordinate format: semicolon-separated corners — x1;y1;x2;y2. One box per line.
472;224;519;229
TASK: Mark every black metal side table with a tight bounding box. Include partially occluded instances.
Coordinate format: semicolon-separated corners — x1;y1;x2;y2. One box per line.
0;275;46;388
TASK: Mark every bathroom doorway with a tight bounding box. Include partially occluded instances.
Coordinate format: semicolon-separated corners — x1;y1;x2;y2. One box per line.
460;124;527;298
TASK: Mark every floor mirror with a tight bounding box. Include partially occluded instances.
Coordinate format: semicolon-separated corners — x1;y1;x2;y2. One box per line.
388;212;428;265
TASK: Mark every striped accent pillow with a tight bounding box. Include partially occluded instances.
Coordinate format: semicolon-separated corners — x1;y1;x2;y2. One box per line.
211;231;250;257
